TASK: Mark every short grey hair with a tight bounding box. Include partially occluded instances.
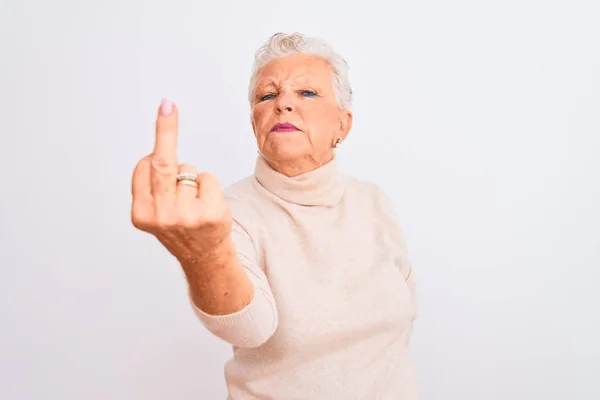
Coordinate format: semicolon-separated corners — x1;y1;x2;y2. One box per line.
248;32;353;110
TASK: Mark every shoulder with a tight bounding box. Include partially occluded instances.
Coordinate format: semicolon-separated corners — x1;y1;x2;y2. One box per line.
223;175;255;203
345;175;413;276
222;176;257;214
343;175;396;214
221;175;268;231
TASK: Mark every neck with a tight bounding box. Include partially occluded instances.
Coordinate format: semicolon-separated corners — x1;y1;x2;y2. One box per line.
264;152;335;177
254;152;345;207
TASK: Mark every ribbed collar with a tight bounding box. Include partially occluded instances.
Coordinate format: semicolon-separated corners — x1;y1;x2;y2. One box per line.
254;155;345;207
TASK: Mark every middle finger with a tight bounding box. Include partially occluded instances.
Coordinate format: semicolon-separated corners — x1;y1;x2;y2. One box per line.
151;98;179;201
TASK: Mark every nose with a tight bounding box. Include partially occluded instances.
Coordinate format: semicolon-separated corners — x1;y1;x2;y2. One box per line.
275;90;295;114
277;105;293;113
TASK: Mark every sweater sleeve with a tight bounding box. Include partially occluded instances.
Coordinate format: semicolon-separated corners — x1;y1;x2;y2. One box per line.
374;185;417;316
189;200;278;349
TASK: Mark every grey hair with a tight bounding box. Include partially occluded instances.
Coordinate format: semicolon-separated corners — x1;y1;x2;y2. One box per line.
248;32;353;110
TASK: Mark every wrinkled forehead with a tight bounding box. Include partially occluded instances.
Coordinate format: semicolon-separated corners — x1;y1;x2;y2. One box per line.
255;54;333;88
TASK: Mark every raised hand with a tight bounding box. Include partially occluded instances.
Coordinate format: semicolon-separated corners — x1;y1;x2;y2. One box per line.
131;99;232;264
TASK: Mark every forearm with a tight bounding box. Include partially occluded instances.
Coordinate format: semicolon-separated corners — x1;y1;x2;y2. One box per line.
180;236;255;316
183;233;279;348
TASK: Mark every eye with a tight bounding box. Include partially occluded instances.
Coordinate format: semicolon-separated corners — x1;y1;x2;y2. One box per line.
259;93;276;102
299;90;318;98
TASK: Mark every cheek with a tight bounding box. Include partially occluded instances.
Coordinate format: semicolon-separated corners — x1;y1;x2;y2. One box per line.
251;109;263;127
305;105;325;128
255;107;271;127
306;106;338;138
252;108;271;140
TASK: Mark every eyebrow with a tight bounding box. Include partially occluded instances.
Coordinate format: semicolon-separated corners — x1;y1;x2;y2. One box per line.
256;71;323;87
256;80;278;89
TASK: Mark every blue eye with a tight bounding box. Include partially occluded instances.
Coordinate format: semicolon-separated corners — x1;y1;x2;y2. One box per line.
300;90;317;97
259;94;276;102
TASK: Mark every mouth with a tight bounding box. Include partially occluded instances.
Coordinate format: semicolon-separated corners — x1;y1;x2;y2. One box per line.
270;122;300;133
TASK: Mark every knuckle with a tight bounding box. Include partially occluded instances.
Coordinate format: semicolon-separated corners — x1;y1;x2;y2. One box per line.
135;154;152;168
131;208;152;231
151;204;227;232
154;208;182;230
178;214;200;229
201;219;220;231
157;216;179;230
178;163;196;173
197;172;219;185
151;157;174;174
131;214;142;229
200;209;228;229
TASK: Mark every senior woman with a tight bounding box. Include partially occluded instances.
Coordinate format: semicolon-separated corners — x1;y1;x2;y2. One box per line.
131;32;418;399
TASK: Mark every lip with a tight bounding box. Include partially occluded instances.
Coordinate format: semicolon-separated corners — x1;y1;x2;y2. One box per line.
270;122;300;133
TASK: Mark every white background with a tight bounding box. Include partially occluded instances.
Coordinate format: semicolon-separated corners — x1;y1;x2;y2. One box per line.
1;0;598;399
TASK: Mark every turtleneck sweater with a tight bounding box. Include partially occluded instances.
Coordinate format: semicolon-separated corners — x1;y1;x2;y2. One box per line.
190;155;418;400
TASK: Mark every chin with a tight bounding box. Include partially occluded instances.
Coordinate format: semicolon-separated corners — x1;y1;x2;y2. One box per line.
262;137;309;161
263;146;309;163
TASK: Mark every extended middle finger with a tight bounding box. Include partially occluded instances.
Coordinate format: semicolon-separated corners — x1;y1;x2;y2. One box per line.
151;98;179;200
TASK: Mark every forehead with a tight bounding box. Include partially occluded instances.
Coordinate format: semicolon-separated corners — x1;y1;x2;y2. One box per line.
255;53;333;86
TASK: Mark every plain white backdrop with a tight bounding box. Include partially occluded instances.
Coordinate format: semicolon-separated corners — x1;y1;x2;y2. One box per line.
1;0;598;399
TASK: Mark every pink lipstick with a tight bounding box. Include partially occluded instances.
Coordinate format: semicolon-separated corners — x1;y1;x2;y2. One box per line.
271;122;300;133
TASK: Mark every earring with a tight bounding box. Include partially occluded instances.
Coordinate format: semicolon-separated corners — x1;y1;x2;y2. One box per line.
333;138;342;148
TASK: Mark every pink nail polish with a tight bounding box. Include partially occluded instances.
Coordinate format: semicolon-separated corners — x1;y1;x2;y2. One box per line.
160;98;173;116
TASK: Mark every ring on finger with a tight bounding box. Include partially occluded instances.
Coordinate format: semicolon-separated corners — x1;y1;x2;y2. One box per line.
177;172;197;181
176;172;199;188
177;180;199;188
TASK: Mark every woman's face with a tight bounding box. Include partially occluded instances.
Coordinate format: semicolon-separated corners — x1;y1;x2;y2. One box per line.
251;53;352;176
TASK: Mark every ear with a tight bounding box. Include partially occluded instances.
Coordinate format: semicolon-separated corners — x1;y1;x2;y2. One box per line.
250;112;257;137
338;109;353;141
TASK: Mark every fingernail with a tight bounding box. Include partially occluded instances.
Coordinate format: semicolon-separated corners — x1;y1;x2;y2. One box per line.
160;98;173;116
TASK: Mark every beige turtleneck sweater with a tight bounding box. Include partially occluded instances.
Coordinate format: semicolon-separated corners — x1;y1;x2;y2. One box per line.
190;155;418;399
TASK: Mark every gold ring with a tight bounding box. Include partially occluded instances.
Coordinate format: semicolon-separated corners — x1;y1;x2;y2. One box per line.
177;180;199;188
